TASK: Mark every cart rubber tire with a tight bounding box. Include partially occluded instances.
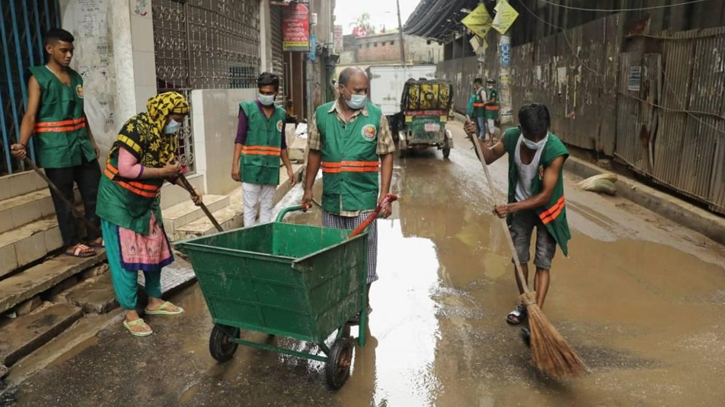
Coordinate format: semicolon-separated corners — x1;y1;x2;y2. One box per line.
442;147;451;159
325;337;353;390
209;324;239;362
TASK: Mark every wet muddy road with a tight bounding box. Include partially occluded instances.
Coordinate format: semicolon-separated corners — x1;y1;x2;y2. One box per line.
9;123;725;406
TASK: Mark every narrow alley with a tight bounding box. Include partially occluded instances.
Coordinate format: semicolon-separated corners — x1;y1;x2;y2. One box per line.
7;123;725;407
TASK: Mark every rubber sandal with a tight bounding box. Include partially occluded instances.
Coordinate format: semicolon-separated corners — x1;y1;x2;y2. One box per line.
521;327;531;348
65;244;95;258
145;301;184;316
123;318;152;337
506;304;527;325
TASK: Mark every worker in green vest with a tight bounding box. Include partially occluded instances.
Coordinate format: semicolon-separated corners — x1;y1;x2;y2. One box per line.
466;103;570;330
97;92;201;337
231;72;296;227
472;78;486;140
302;67;396;324
484;78;500;145
11;28;103;258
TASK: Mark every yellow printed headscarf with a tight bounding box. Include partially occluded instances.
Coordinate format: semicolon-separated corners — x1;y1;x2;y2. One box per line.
146;91;190;133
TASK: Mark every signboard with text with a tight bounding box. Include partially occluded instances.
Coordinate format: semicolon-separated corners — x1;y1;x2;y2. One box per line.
334;25;343;53
282;4;309;52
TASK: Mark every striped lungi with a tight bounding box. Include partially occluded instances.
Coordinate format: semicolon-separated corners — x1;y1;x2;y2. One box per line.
322;210;378;284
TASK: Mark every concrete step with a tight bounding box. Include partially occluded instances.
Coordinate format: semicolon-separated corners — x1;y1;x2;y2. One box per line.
173;205;244;241
0;303;83;367
161;194;229;237
54;273;117;314
0;170;47;202
0;217;63;279
0;188;81;235
0;251;105;315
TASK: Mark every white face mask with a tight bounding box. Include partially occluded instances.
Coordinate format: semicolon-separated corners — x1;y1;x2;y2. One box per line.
258;93;276;106
522;134;548;150
164;119;182;134
343;87;367;110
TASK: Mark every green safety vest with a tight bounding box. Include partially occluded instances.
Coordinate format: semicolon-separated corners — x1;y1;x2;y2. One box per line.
28;66;96;168
318;102;381;214
503;128;571;256
473;89;486;118
239;101;286;185
485;87;500;120
96;149;164;236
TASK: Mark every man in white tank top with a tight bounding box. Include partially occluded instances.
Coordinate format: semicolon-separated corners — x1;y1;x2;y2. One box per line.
465;103;569;335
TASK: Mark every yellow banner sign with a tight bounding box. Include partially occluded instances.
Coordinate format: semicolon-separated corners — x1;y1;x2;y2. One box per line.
461;4;492;39
493;0;519;34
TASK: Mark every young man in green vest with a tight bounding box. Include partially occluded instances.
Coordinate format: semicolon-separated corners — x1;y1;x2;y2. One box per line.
466;103;570;327
231;72;295;227
302;67;396;323
484;79;500;145
11;28;102;258
472;78;486;140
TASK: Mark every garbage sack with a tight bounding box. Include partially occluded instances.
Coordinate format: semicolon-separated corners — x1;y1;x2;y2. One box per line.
578;173;618;196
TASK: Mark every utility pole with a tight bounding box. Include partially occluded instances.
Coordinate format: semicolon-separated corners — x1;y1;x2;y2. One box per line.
496;0;513;124
395;0;406;64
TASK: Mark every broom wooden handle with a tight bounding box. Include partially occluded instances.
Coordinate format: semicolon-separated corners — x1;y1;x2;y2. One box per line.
469;128;533;295
177;173;223;233
23;157;101;235
348;194;398;239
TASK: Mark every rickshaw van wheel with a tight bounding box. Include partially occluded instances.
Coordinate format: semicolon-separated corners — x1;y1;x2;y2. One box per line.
325;338;353;389
209;324;239;362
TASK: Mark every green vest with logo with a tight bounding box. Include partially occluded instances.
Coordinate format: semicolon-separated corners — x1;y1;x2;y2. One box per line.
318;102;381;214
473;89;486;118
96;148;165;236
28;66;96;168
503;128;571;256
485;87;500;120
239;101;286;185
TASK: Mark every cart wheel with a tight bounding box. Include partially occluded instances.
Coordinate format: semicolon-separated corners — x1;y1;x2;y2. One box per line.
209;324;239;362
442;147;451;159
325;338;353;390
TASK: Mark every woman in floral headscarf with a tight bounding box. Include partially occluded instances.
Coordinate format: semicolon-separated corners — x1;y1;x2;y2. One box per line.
97;92;203;337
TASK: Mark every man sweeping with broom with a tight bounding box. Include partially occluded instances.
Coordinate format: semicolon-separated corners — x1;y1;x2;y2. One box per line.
466;103;570;335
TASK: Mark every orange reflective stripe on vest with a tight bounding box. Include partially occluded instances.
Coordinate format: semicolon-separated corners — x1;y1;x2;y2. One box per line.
241;145;281;156
485;105;500;111
473;103;485;107
104;163;160;198
539;196;565;225
34;117;86;133
322;161;379;174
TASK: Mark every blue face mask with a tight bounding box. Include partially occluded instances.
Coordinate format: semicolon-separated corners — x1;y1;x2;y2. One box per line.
164;119;182;134
258;93;276;106
343;87;367;110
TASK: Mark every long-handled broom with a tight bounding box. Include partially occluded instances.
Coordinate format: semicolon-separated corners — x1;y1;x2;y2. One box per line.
469;124;588;378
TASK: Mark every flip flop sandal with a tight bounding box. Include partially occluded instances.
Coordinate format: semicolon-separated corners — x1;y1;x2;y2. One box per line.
506;304;527;325
520;327;531;348
145;301;184;316
123;318;153;337
65;244;95;258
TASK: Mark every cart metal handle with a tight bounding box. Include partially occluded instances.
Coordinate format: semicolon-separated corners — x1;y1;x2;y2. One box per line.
275;205;307;223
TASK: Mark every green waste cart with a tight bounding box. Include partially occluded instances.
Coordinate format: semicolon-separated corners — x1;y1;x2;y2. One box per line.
174;205;368;389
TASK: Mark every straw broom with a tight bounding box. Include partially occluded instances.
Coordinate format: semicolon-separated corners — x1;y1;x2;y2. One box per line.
469;126;588;378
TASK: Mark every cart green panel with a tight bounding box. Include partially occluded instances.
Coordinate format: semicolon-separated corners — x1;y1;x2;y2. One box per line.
175;223;368;344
